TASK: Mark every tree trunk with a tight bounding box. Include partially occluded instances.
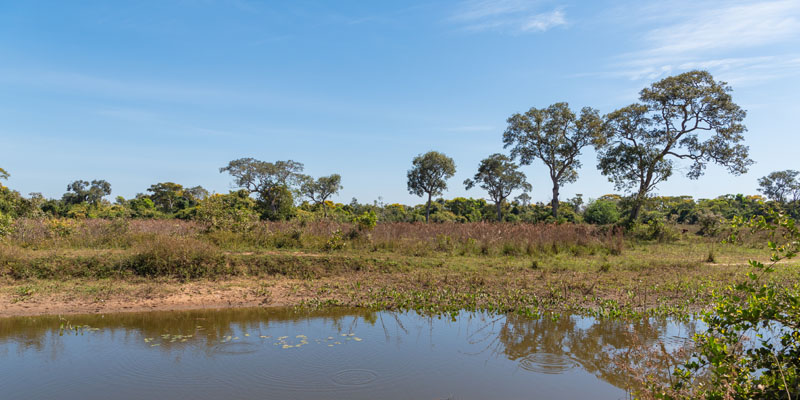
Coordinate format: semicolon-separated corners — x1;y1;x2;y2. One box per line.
496;200;503;222
551;183;560;219
322;202;327;218
425;193;431;223
629;188;648;222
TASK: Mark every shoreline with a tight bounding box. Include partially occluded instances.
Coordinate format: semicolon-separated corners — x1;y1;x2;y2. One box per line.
3;241;795;319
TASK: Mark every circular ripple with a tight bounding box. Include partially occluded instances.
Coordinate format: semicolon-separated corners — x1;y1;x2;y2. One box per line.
330;369;379;386
210;341;260;356
518;353;576;375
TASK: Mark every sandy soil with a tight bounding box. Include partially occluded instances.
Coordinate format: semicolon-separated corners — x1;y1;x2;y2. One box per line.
0;278;309;317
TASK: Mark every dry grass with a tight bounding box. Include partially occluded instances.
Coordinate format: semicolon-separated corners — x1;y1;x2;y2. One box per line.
5;219;624;257
2;218;796;318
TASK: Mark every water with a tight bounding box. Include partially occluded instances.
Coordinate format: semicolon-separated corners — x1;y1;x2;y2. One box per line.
0;307;696;399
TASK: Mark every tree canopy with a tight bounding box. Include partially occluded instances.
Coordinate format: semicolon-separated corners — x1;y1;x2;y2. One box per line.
62;180;112;206
758;170;800;204
220;158;304;220
407;151;456;222
595;70;752;221
503;102;602;219
300;174;342;217
147;182;208;214
464;153;531;221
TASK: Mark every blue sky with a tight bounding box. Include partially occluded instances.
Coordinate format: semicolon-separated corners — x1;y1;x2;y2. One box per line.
1;0;799;205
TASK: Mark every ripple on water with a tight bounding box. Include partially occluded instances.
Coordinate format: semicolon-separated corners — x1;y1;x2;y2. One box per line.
330;369;379;386
518;353;577;375
210;341;260;356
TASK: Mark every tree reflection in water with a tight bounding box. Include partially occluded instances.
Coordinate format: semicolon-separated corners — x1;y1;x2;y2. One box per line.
470;313;698;390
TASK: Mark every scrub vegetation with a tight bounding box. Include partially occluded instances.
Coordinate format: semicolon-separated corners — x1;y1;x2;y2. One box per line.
1;70;799;397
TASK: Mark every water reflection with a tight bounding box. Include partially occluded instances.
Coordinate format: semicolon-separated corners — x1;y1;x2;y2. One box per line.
0;308;696;400
491;314;697;388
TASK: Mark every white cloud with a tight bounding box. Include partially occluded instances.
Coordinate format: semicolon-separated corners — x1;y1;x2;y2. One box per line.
612;0;800;83
449;0;566;34
641;0;800;56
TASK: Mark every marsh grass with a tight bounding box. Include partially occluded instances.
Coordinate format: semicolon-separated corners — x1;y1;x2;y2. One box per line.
5;219;625;257
3;219;797;318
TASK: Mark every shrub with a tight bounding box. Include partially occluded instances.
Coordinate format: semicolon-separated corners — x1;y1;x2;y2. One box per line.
195;191;258;232
630;218;678;242
696;209;723;237
0;211;13;238
323;229;346;251
353;211;377;231
124;237;225;279
657;211;800;398
584;200;620;225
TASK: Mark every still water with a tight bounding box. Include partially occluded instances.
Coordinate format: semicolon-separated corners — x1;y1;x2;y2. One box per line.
0;307;695;399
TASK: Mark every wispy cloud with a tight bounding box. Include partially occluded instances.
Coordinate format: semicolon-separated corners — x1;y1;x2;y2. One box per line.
611;0;800;83
449;0;566;34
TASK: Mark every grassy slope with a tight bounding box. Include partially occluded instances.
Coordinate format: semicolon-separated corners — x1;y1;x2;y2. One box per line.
1;220;796;317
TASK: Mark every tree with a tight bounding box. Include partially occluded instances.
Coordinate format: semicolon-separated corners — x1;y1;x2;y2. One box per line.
464;153;531;222
407;151;456;223
146;183;208;214
300;174;342;218
62;180;112;206
195;190;259;232
0;167;9;182
757;170;800;204
147;182;184;213
583;199;620;225
220;158;304;220
184;186;209;201
515;193;531;207
503;102;602;219
595;70;752;221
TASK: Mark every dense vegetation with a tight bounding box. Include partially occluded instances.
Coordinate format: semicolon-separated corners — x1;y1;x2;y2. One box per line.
1;71;797;235
1;70;799;397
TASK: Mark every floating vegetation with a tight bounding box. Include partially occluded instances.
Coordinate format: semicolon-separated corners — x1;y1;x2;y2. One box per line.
138;325;365;350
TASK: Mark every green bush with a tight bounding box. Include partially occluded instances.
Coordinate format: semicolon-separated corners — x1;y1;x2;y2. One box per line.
583;199;620;225
0;211;13;238
196;190;258;232
658;211;800;398
353;210;377;231
124;237;225;279
323;229;346;251
630;218;678;242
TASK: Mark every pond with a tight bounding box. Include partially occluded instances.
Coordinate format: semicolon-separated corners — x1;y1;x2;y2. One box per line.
0;307;696;399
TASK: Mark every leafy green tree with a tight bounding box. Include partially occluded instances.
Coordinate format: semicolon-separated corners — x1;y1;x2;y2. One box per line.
406;151;456;223
464;153;531;222
195;190;259;232
220;158;304;220
444;197;486;222
259;186;295;221
583;199;620;225
503;102;602;219
127;196;159;218
595;70;752;221
0;167;9;183
300;174;342;218
147;182;184;213
62;180;112;206
757;169;800;204
145;182;208;214
184;186;209;201
515;193;531;207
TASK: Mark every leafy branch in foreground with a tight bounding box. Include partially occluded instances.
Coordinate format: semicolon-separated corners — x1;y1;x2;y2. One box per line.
654;210;799;399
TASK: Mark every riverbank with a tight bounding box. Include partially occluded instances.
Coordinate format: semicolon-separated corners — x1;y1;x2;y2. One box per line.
3;242;795;318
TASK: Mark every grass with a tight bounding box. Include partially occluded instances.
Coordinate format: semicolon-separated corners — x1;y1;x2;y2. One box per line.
1;219;796;318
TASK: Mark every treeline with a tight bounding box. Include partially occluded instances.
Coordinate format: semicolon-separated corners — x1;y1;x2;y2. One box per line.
1;70;799;233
